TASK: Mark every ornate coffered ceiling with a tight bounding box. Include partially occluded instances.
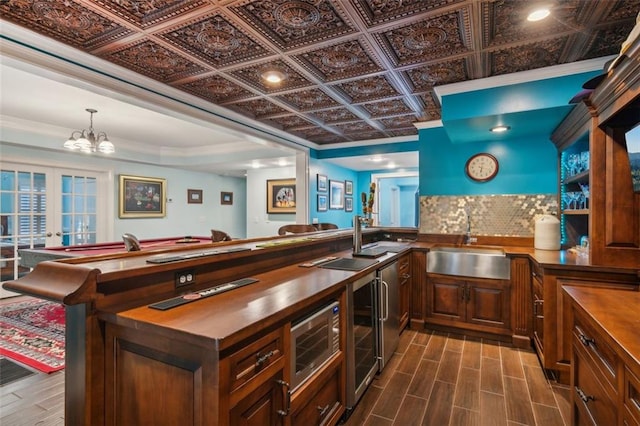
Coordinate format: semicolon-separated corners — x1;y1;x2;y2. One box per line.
1;0;638;146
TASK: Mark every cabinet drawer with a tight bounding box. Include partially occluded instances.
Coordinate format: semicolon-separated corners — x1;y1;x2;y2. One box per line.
573;339;617;426
573;311;619;392
291;356;342;426
398;255;410;282
227;327;285;394
625;366;640;425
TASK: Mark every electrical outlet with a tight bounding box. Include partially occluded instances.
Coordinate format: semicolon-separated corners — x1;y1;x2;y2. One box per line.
175;269;196;288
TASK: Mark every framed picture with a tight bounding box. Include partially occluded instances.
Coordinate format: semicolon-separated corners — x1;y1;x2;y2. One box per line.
345;180;353;195
119;174;166;218
345;197;353;212
317;194;327;211
221;191;233;205
267;178;296;214
317;174;328;192
187;189;202;204
329;180;344;209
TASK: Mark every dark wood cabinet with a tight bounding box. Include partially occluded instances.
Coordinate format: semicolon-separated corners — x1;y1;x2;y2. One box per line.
398;253;411;333
230;370;286;426
565;287;640;426
426;273;510;336
290;353;343;426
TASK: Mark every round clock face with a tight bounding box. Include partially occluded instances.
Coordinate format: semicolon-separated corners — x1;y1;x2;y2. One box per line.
465;153;499;182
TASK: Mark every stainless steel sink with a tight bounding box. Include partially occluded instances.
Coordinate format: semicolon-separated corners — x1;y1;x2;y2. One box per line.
426;246;510;280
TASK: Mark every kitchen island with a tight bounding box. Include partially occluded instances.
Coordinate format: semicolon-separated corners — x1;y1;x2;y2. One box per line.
3;228;639;424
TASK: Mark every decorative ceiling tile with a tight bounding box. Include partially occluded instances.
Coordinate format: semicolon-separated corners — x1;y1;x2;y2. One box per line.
90;0;209;29
277;88;341;111
387;128;418;137
269;114;315;129
333;121;378;135
583;22;639;60
230;59;313;93
159;13;271;68
375;8;472;67
177;74;255;103
311;108;360;124
606;0;640;20
417;92;440;110
101;39;207;82
231;0;356;50
292;127;347;144
490;37;566;75
483;0;582;48
294;39;382;82
378;114;418;129
0;0;131;50
334;75;399;103
346;130;388;141
360;99;412;118
405;59;468;91
352;0;465;27
2;0;634;146
229;98;290;119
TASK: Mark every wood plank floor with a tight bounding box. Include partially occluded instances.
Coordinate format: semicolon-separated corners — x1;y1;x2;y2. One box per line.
0;328;569;426
343;329;570;426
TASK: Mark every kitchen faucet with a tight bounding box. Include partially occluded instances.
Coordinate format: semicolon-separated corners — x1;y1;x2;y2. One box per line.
353;215;363;254
465;209;476;245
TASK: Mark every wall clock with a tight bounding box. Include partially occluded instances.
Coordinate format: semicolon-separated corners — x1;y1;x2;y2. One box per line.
465;153;499;182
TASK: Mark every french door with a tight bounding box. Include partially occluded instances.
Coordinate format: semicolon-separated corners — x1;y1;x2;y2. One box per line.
0;162;109;291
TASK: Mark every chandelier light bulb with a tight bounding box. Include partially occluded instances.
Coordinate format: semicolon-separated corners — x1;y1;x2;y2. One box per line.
527;7;551;22
63;109;114;154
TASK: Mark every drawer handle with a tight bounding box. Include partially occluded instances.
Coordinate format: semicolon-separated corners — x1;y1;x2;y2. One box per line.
317;404;330;419
276;379;291;417
256;349;277;368
575;386;595;404
578;333;595;347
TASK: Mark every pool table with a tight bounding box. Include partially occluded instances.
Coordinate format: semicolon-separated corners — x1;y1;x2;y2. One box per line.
18;236;211;268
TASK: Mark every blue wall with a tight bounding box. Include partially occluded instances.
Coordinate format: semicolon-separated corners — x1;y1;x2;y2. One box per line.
418;126;557;196
309;159;359;228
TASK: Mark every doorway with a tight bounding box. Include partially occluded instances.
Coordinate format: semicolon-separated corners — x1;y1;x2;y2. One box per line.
1;162;110;294
371;172;419;227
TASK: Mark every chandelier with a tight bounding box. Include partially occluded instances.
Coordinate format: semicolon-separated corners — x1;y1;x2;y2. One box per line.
63;108;115;154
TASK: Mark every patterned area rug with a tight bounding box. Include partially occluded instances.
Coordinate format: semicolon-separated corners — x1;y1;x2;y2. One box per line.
0;298;65;373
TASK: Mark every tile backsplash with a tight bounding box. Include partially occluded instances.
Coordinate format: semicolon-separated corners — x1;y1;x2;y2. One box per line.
419;194;558;237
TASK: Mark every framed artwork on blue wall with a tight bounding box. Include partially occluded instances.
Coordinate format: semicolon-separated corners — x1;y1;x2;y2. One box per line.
317;174;328;192
345;180;353;195
317;194;327;211
329;180;345;209
345;197;353;212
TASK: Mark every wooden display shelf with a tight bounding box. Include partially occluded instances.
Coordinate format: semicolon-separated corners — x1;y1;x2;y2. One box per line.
562;170;589;185
562;209;589;215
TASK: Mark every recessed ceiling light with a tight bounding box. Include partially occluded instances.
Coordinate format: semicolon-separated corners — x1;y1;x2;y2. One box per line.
369;156;385;162
261;69;286;84
527;7;551;22
490;125;510;133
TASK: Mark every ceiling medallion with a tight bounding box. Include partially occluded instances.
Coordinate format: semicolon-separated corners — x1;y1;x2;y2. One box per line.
507;47;549;68
197;27;240;53
420;67;454;84
33;1;91;30
354;80;382;95
321;51;358;69
404;27;447;50
274;1;320;30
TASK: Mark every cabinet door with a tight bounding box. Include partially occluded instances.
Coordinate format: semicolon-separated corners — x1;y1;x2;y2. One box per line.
229;370;285;426
427;275;465;322
466;280;510;330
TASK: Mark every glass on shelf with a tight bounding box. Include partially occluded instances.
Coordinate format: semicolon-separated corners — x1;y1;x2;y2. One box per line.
562;150;590;180
579;183;589;209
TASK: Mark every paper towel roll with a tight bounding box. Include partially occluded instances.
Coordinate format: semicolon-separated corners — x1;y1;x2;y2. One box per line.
534;215;560;250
